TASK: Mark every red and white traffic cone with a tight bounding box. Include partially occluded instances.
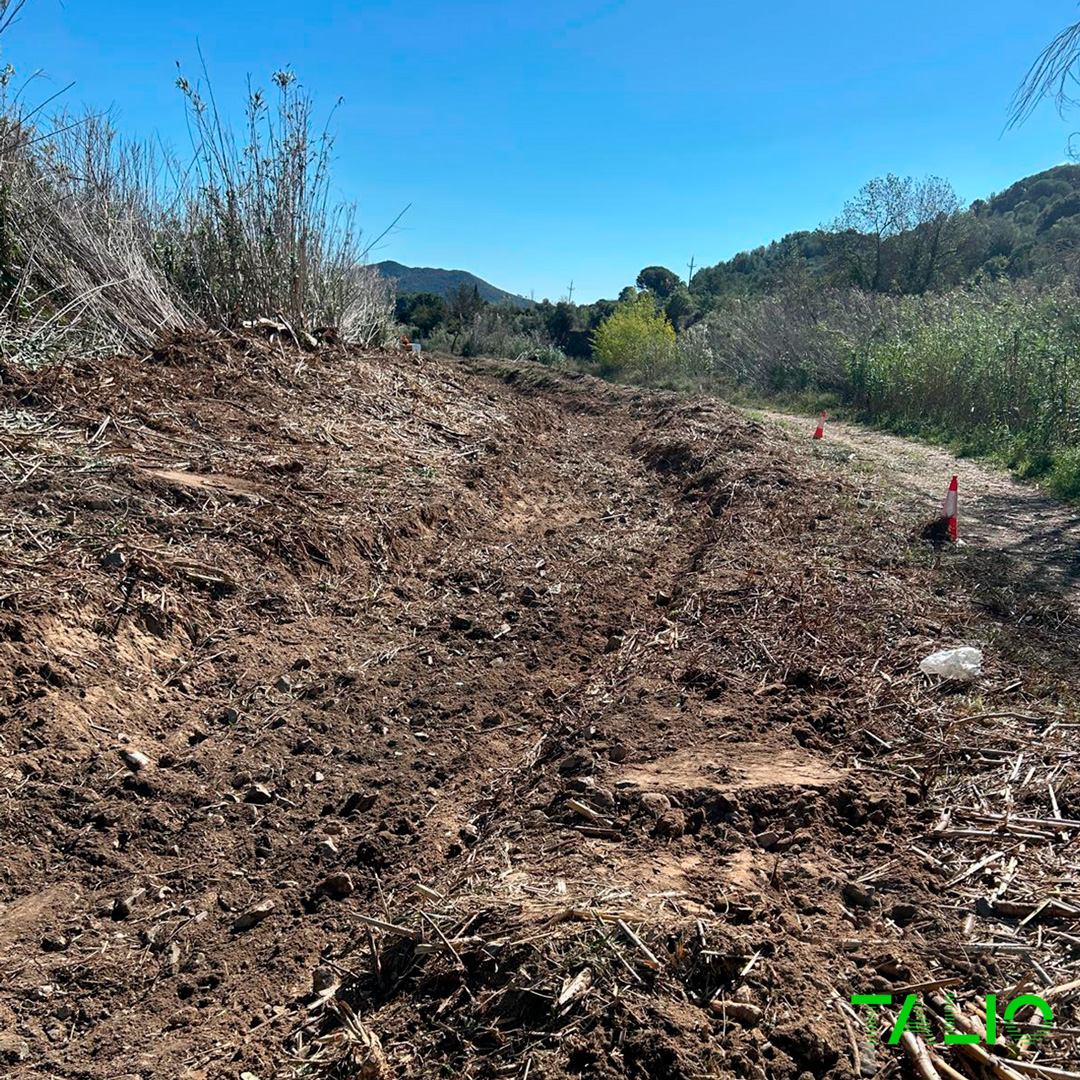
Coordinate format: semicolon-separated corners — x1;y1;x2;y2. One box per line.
812;411;827;440
941;475;958;541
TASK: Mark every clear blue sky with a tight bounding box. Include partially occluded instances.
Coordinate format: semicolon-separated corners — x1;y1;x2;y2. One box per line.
10;0;1080;301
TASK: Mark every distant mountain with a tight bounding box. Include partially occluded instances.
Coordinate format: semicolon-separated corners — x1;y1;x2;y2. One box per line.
374;261;531;308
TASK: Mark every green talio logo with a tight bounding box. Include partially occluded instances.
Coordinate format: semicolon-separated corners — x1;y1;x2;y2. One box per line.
852;992;1053;1046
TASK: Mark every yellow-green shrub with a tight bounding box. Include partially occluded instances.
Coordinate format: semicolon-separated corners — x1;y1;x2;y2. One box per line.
590;291;676;381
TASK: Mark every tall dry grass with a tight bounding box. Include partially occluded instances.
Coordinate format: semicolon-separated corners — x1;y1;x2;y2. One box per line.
0;44;394;359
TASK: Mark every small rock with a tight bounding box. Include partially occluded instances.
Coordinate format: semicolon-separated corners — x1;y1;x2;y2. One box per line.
312;966;337;994
39;662;72;688
0;1032;29;1064
167;1006;201;1029
889;903;918;926
859;1045;879;1077
341;791;377;816
292;657;313;671
111;889;145;921
603;630;625;654
118;749;150;773
843;882;875;910
711;1000;763;1027
316;872;354;900
754;830;780;851
639;792;672;816
609;744;628;763
558;750;594;776
589;786;616;809
274;675;292;694
244;784;274;805
41;933;68;952
653;809;686;839
315;838;339;861
231;899;275;933
449;614;472;631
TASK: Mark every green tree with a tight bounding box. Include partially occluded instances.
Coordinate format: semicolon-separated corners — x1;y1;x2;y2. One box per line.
636;265;681;300
591;291;677;381
664;285;696;330
396;292;447;336
448;283;483;349
545;300;576;345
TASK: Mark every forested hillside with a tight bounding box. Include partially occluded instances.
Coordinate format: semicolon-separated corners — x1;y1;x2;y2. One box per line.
392;163;1080;499
689;164;1080;303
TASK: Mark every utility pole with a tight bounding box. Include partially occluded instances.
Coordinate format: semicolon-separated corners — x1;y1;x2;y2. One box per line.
566;279;575;303
687;256;696;286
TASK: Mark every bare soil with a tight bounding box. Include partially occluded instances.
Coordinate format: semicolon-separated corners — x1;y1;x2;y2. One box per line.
1;337;1078;1080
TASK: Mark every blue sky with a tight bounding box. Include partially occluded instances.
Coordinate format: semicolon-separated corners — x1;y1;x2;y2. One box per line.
11;1;1080;301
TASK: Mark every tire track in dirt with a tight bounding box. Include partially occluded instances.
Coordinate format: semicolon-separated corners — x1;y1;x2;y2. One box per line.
4;343;1078;1080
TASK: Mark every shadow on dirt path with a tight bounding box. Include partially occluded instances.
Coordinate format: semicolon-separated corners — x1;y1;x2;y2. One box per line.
763;410;1080;600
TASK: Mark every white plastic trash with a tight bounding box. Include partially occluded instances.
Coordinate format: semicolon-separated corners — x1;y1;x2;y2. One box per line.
919;646;983;681
411;343;422;354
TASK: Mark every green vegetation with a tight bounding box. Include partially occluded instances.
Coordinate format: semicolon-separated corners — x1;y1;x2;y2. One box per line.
590;290;676;381
850;287;1080;498
391;162;1080;501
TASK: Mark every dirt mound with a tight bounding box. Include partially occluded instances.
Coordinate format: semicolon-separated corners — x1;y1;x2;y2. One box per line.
2;338;1079;1079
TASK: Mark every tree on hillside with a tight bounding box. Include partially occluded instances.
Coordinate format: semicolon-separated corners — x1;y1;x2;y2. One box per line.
831;174;913;291
828;174;962;293
636;265;681;300
545;300;576;345
902;176;963;292
448;283;483;349
663;285;696;330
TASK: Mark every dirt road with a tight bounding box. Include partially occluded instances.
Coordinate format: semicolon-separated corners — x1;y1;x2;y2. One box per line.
2;341;1078;1079
766;410;1080;600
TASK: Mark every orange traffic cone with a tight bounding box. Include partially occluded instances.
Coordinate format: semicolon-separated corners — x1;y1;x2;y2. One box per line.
813;411;827;440
941;475;958;541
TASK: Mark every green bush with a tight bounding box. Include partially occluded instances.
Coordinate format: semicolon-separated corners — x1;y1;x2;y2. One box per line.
591;292;676;381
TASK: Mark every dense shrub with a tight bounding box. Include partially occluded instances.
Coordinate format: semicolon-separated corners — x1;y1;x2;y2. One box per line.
590;291;676;381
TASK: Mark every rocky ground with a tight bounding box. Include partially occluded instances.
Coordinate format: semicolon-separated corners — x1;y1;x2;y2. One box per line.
1;332;1078;1080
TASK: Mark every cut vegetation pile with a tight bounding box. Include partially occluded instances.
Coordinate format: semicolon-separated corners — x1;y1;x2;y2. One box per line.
1;334;1079;1080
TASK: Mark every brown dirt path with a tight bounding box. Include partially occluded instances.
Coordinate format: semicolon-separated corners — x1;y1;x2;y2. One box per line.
764;410;1080;600
2;341;1079;1080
